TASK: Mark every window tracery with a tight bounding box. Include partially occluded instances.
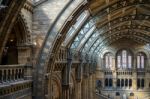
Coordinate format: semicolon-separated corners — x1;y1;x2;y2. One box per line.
137;52;145;69
104;52;113;69
117;50;132;69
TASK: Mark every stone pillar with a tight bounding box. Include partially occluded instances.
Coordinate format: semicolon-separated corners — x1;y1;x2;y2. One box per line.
113;73;117;89
145;73;149;89
62;49;73;99
88;75;91;99
75;81;82;99
92;74;96;99
89;73;96;99
81;78;87;99
86;77;89;99
75;53;83;99
133;57;137;90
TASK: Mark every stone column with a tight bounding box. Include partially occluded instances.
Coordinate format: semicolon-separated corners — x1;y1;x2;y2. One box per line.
92;74;96;99
112;57;116;89
88;75;92;99
75;53;83;99
90;74;96;99
145;73;149;89
133;57;137;90
75;81;82;99
81;78;87;99
62;49;73;99
86;77;89;99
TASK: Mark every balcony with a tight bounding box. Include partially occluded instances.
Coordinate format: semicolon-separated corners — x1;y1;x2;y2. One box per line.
0;64;32;97
0;64;32;84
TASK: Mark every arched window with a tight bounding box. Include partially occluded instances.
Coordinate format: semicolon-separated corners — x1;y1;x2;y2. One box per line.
129;79;132;87
121;79;124;87
137;79;140;88
104;52;113;69
117;79;120;87
141;79;145;88
125;79;128;87
117;49;132;69
137;52;146;69
105;78;108;87
137;78;144;88
109;79;113;87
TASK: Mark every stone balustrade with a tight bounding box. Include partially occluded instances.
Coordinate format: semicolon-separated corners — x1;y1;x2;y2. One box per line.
0;64;32;84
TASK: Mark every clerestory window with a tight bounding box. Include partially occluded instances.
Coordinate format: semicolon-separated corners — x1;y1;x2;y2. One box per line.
104;52;113;69
117;50;132;69
137;52;146;69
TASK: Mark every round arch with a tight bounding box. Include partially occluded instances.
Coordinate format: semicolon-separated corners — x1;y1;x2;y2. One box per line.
33;1;89;98
48;73;62;99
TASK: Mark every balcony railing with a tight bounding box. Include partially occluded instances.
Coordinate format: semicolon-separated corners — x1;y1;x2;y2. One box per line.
0;64;32;84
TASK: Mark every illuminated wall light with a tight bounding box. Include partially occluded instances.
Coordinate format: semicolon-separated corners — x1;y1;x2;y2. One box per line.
10;39;14;42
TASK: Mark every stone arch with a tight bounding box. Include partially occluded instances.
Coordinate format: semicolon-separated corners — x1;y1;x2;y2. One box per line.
115;48;134;69
18;14;32;44
33;1;89;97
134;48;149;69
134;48;149;59
1;14;32;65
48;73;62;99
116;48;134;57
102;52;115;69
101;50;115;58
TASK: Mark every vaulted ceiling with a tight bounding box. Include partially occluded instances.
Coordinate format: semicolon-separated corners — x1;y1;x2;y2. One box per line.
65;0;150;55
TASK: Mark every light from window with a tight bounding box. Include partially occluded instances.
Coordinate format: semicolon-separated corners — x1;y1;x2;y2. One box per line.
109;56;112;68
106;56;108;68
117;50;132;69
141;56;144;69
137;53;145;69
137;56;140;68
122;50;127;68
105;53;113;69
117;56;121;68
128;56;132;68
